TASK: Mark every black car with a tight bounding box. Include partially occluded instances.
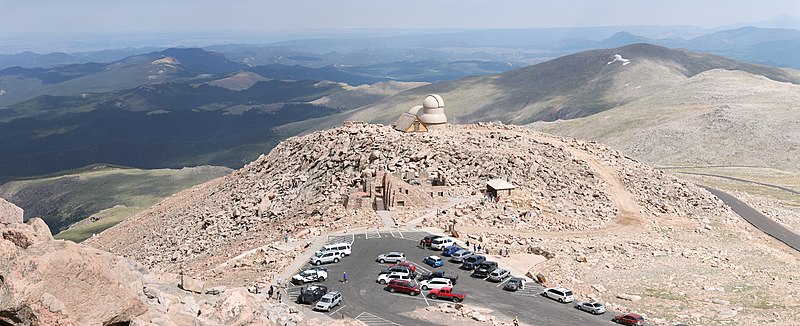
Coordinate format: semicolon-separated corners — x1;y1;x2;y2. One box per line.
460;255;486;270
418;270;459;285
471;261;498;278
297;284;329;304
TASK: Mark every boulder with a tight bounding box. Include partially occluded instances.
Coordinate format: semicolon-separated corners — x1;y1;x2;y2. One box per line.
0;239;148;325
180;274;205;294
0;198;23;225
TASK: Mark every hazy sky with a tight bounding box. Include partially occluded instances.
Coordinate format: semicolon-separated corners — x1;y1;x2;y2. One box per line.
2;0;800;35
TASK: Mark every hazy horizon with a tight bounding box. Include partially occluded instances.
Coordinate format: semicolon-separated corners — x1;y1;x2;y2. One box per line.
2;0;800;53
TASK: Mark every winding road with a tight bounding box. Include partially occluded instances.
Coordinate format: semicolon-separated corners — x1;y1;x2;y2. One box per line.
700;186;800;252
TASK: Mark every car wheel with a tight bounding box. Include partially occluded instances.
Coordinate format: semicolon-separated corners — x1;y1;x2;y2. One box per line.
333;258;340;263
380;259;385;263
313;260;321;266
380;280;386;285
430;294;438;299
298;279;305;284
319;276;325;281
411;291;419;296
558;298;564;303
452;297;461;303
422;285;429;290
389;288;396;293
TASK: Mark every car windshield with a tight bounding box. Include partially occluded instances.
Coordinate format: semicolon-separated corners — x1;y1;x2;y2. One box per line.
591;303;602;307
300;271;312;276
320;297;331;303
565;291;574;296
466;257;476;262
314;252;323;257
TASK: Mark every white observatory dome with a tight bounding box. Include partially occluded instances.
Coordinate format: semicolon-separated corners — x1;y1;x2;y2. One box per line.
418;94;447;124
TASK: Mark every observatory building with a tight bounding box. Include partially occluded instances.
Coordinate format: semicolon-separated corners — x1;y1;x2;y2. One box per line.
393;94;447;132
418;94;447;126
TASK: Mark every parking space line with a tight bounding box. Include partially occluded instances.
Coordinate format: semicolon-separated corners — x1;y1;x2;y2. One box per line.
365;231;370;239
329;304;347;315
355;312;402;326
497;278;510;287
376;230;382;238
395;229;404;238
389;229;395;237
412;261;431;274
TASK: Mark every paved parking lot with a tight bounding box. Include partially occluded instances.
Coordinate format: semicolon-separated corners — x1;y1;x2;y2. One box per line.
287;229;627;326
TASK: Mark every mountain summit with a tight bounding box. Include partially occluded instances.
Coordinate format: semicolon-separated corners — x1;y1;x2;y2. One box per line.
342;43;800;125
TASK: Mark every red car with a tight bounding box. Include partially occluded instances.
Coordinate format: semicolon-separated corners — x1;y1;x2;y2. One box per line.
612;313;644;326
390;261;417;273
428;287;466;303
386;279;421;296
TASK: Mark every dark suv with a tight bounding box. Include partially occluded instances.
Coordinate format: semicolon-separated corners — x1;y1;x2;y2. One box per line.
296;284;328;304
386;279;421;296
460;255;486;270
471;261;498;278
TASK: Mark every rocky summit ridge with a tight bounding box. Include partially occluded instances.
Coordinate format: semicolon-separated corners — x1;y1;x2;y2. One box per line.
90;123;728;282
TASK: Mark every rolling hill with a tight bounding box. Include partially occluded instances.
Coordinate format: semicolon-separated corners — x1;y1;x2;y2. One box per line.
330;43;800;127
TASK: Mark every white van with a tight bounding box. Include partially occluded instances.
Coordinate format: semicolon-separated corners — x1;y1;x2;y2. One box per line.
317;242;352;256
430;237;455;250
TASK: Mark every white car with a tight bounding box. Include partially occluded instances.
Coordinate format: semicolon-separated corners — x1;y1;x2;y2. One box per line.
292;268;328;284
542;287;574;303
376;252;406;264
310;251;341;265
377;271;412;284
430;237;456;250
419;277;452;291
314;291;342;311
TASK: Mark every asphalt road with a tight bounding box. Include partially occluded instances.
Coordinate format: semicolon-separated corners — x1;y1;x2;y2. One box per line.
701;186;800;252
287;229;627;326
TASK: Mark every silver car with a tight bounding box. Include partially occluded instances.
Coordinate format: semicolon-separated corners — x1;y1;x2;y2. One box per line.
314;291;342;311
376;252;406;264
310;250;341;265
449;249;473;263
575;301;606;315
487;268;510;282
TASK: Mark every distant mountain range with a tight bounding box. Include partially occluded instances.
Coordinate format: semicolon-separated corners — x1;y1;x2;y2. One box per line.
0;48;425;182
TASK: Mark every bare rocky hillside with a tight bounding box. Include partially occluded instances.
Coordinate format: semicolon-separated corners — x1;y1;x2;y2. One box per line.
85;123;800;325
89;122;709;274
534;68;800;172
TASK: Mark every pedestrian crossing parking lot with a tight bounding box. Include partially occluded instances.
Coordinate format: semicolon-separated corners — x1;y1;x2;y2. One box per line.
355;312;403;326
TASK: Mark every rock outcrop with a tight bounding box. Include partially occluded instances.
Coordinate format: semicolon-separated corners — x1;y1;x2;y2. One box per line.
0;197;23;225
0;209;149;326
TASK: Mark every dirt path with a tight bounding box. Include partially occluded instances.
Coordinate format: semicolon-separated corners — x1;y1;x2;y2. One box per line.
537;135;645;227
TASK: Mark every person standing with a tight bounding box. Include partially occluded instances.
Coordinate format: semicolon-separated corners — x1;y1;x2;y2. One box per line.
268;285;274;299
343;271;348;283
505;247;510;257
513;316;520;326
278;292;282;302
